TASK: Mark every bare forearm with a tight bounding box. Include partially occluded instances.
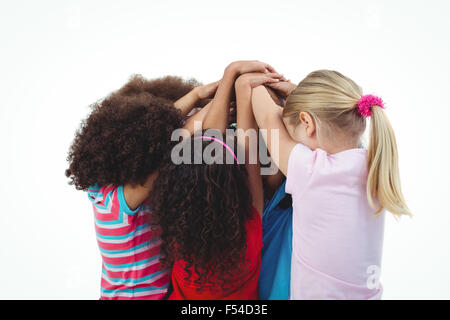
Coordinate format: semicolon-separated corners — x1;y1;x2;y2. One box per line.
236;78;263;215
183;101;212;137
203;67;237;132
174;87;200;117
251;86;296;175
236;80;256;133
251;86;282;133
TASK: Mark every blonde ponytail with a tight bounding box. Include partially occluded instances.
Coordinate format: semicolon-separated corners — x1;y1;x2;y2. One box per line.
367;106;411;217
284;70;411;217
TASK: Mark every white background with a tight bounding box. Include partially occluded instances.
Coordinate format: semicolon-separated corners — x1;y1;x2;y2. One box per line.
1;0;449;299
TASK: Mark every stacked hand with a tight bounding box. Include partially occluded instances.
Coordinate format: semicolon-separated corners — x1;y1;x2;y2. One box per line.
228;60;296;98
197;60;295;102
266;80;297;98
197;60;286;107
235;72;285;88
196;81;220;100
227;60;278;75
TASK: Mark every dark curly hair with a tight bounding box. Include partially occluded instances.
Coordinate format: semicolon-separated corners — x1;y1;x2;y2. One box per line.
118;74;201;102
148;135;253;291
65;74;198;190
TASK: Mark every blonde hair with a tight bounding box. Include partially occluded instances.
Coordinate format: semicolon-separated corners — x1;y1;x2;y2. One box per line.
284;70;411;217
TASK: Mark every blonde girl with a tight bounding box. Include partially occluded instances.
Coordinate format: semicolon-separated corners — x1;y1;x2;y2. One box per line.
251;70;411;300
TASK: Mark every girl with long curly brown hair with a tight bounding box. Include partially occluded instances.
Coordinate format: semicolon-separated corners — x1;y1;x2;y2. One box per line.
65;74;218;300
149;61;284;299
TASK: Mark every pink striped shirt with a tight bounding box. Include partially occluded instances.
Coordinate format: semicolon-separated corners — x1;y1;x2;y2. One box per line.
88;185;170;300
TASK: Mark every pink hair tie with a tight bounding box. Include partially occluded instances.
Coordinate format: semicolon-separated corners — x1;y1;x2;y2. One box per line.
357;94;384;117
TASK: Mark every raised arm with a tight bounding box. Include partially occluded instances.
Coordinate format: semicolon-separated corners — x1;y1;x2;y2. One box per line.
202;69;235;132
234;72;284;215
174;81;219;117
123;82;219;209
251;86;297;175
235;78;261;215
203;61;278;132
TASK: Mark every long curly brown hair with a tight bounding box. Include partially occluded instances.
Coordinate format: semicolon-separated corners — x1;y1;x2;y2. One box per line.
117;74;201;102
148;136;253;290
65;75;198;190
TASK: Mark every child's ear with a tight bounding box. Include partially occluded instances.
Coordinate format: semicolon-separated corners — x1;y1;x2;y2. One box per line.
299;112;316;137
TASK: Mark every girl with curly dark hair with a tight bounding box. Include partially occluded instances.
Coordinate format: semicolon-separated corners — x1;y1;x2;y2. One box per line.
65;74;218;300
149;61;284;299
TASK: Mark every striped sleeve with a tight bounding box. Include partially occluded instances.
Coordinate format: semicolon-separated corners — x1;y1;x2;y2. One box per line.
87;185;170;300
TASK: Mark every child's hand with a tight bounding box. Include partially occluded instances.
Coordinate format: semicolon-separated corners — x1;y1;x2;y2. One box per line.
236;72;284;89
196;81;220;100
266;80;297;98
226;60;278;76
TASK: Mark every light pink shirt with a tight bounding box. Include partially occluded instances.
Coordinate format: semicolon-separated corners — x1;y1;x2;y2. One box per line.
286;144;385;300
